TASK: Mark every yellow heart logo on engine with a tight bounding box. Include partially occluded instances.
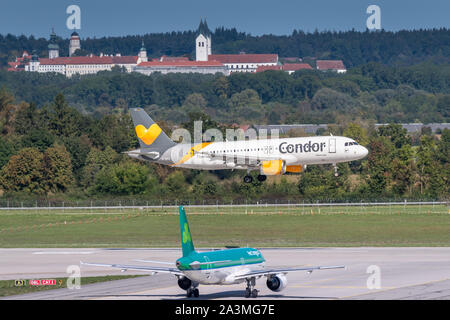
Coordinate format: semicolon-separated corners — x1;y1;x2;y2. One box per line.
135;124;162;145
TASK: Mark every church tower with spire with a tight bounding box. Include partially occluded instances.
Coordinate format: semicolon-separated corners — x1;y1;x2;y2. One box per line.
195;19;212;61
48;28;59;59
138;40;148;62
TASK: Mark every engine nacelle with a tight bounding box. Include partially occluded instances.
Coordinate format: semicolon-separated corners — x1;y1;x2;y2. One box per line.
177;276;192;290
261;160;286;176
286;164;303;173
266;274;288;292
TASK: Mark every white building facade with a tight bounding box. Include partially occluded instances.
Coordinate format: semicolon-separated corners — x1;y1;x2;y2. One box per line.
134;60;228;76
208;54;279;73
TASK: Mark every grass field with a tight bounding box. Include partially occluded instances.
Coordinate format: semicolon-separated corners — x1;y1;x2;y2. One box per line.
0;205;448;247
0;275;144;297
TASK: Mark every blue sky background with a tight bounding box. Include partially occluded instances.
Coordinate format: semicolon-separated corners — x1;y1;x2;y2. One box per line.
1;0;449;38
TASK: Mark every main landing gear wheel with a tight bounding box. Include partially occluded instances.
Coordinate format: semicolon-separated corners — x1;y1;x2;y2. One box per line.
187;288;199;298
333;164;339;177
243;175;253;183
257;174;267;182
244;278;258;298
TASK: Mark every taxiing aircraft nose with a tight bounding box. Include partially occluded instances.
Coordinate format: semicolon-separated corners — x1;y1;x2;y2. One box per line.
360;146;369;158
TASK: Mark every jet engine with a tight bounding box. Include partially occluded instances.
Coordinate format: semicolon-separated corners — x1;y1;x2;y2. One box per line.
177;276;192;290
286;164;303;173
266;274;288;292
261;160;286;176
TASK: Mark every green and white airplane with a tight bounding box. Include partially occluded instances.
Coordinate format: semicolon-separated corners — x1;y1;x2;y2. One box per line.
82;206;345;298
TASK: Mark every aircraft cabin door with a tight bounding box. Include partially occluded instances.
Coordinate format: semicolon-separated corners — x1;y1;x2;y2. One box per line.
203;256;211;279
328;138;336;153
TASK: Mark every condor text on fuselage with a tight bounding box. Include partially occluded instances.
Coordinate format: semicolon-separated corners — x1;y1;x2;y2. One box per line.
279;140;326;154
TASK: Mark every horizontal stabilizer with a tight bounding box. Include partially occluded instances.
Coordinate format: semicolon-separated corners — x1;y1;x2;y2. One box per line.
80;261;184;276
125;150;160;159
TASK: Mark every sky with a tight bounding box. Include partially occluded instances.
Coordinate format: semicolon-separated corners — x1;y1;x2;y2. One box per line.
0;0;449;39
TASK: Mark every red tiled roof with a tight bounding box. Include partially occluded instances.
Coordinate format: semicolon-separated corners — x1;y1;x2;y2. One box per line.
160;56;190;62
14;53;32;63
282;63;312;71
39;58;72;65
208;53;278;64
8;61;24;71
316;60;346;70
255;65;282;72
256;63;313;73
138;60;224;67
112;56;139;64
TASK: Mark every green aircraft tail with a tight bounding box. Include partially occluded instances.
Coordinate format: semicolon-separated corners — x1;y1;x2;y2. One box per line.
179;206;195;257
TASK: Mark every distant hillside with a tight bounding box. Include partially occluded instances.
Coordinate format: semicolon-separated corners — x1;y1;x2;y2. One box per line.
1;28;449;68
0;60;448;124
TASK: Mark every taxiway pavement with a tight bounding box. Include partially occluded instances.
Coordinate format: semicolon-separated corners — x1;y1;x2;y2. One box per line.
1;247;449;300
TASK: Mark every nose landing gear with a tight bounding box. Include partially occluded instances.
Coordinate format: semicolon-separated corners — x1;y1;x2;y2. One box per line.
333;164;339;177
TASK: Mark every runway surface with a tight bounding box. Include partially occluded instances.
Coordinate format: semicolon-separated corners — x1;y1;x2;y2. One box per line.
1;247;450;300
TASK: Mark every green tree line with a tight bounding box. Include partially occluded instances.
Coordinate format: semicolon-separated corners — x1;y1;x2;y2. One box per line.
0;89;448;202
0;60;449;124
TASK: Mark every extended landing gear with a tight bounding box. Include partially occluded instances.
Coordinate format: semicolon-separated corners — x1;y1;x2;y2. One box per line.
244;278;258;298
333;163;339;177
186;287;199;298
244;174;267;183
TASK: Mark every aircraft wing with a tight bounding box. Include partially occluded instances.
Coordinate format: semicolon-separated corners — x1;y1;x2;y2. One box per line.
233;265;346;280
80;261;184;276
133;259;175;265
196;151;295;167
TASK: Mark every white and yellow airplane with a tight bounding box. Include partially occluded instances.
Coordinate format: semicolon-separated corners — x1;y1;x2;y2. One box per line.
127;108;368;183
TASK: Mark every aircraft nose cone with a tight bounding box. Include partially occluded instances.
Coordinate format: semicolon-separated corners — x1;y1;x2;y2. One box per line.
361;146;368;158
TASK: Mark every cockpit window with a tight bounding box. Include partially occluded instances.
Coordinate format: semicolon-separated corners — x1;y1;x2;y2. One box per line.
346;142;359;146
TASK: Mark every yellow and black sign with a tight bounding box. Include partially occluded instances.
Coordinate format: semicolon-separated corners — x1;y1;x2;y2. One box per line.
14;280;25;287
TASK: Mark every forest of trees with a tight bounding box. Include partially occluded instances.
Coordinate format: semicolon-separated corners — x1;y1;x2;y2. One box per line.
0;87;448;202
0;60;448;125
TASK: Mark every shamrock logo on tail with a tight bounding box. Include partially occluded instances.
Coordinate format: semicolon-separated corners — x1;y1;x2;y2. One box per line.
182;223;191;244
